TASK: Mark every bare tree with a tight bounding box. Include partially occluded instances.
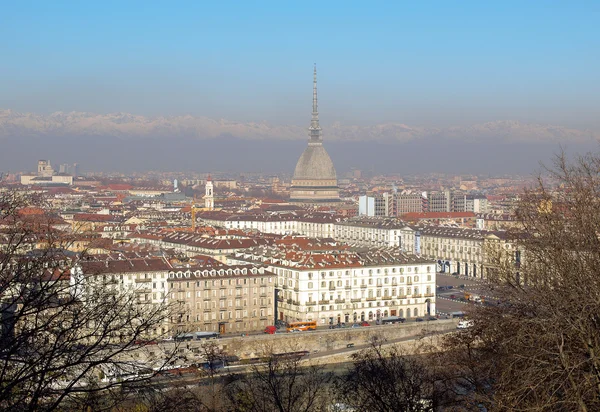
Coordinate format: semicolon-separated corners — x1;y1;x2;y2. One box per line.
447;151;600;411
225;351;332;412
334;342;443;412
0;191;178;411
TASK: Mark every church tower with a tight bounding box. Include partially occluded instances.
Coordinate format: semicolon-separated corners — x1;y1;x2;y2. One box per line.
289;65;340;205
204;175;214;210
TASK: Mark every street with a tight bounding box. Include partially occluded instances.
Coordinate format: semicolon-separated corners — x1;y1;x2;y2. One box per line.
435;273;493;315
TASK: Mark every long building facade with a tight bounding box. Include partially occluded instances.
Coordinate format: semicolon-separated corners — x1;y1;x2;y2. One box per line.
230;244;436;325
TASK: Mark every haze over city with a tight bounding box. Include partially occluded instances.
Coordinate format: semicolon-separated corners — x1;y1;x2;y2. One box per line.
1;1;599;173
4;2;600;411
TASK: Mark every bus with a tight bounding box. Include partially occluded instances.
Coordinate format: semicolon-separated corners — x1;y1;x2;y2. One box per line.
381;316;406;325
286;321;317;332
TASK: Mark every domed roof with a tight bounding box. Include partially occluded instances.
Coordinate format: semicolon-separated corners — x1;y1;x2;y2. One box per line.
293;143;337;180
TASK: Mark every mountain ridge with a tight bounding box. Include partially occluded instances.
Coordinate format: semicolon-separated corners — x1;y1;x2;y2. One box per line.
0;109;597;144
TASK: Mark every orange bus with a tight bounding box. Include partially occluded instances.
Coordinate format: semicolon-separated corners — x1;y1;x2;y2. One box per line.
286;321;317;332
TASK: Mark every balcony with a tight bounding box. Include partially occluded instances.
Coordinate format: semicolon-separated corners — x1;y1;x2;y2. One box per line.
382;296;392;300
305;301;316;306
344;286;351;290
135;287;151;293
360;284;367;289
366;297;376;302
351;298;362;303
293;287;299;292
329;286;336;291
413;294;423;298
319;300;330;305
335;299;346;304
282;285;288;290
276;296;284;302
424;293;435;297
397;295;407;299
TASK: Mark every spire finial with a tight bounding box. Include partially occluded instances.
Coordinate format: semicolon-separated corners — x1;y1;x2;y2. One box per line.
313;64;318;115
309;64;322;142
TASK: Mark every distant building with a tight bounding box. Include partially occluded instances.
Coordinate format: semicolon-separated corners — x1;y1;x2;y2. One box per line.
289;66;340;205
21;159;75;186
358;193;393;217
204;175;214;210
466;195;489;213
358;195;375;217
37;160;54;177
427;191;452;212
396;192;427;215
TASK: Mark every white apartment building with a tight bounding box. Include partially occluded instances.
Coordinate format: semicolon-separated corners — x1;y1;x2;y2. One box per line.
333;218;416;252
199;211;338;238
416;226;514;278
230;246;436;325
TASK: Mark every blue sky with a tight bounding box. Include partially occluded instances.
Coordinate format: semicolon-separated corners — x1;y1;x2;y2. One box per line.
1;1;598;129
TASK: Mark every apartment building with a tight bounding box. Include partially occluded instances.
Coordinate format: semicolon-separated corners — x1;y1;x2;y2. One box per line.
396;192;426;215
230;243;436;325
416;226;514;278
77;256;276;335
167;264;276;334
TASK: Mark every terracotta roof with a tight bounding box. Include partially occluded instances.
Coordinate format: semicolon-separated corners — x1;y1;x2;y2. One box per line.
402;212;476;219
79;257;172;274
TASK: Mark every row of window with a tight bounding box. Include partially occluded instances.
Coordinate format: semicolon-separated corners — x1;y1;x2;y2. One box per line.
179;307;273;322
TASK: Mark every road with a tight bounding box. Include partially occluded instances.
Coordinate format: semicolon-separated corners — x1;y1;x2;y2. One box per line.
435;273;495;315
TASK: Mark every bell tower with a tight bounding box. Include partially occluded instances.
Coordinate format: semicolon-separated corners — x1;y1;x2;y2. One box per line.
204;175;214;210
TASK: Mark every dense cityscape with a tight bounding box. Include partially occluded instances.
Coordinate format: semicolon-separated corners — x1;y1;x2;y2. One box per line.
2;2;599;411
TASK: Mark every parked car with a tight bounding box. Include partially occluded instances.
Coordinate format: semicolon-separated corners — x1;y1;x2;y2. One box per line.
346;343;355;348
450;294;456;299
360;321;370;327
415;318;424;322
457;320;474;329
426;316;438;321
351;323;361;328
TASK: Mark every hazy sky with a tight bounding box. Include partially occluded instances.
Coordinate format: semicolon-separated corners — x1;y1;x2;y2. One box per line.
1;1;599;130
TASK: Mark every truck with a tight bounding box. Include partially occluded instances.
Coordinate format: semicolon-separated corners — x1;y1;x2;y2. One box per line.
264;325;277;334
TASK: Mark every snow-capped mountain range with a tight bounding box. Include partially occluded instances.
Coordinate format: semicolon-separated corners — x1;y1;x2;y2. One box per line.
0;109;597;143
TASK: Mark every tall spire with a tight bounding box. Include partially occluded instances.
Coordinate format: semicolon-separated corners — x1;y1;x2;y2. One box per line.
309;64;322;143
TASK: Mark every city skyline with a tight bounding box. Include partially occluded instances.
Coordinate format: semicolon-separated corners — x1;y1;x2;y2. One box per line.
1;1;599;174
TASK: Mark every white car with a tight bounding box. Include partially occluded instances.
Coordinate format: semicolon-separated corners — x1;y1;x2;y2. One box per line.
457;320;474;329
